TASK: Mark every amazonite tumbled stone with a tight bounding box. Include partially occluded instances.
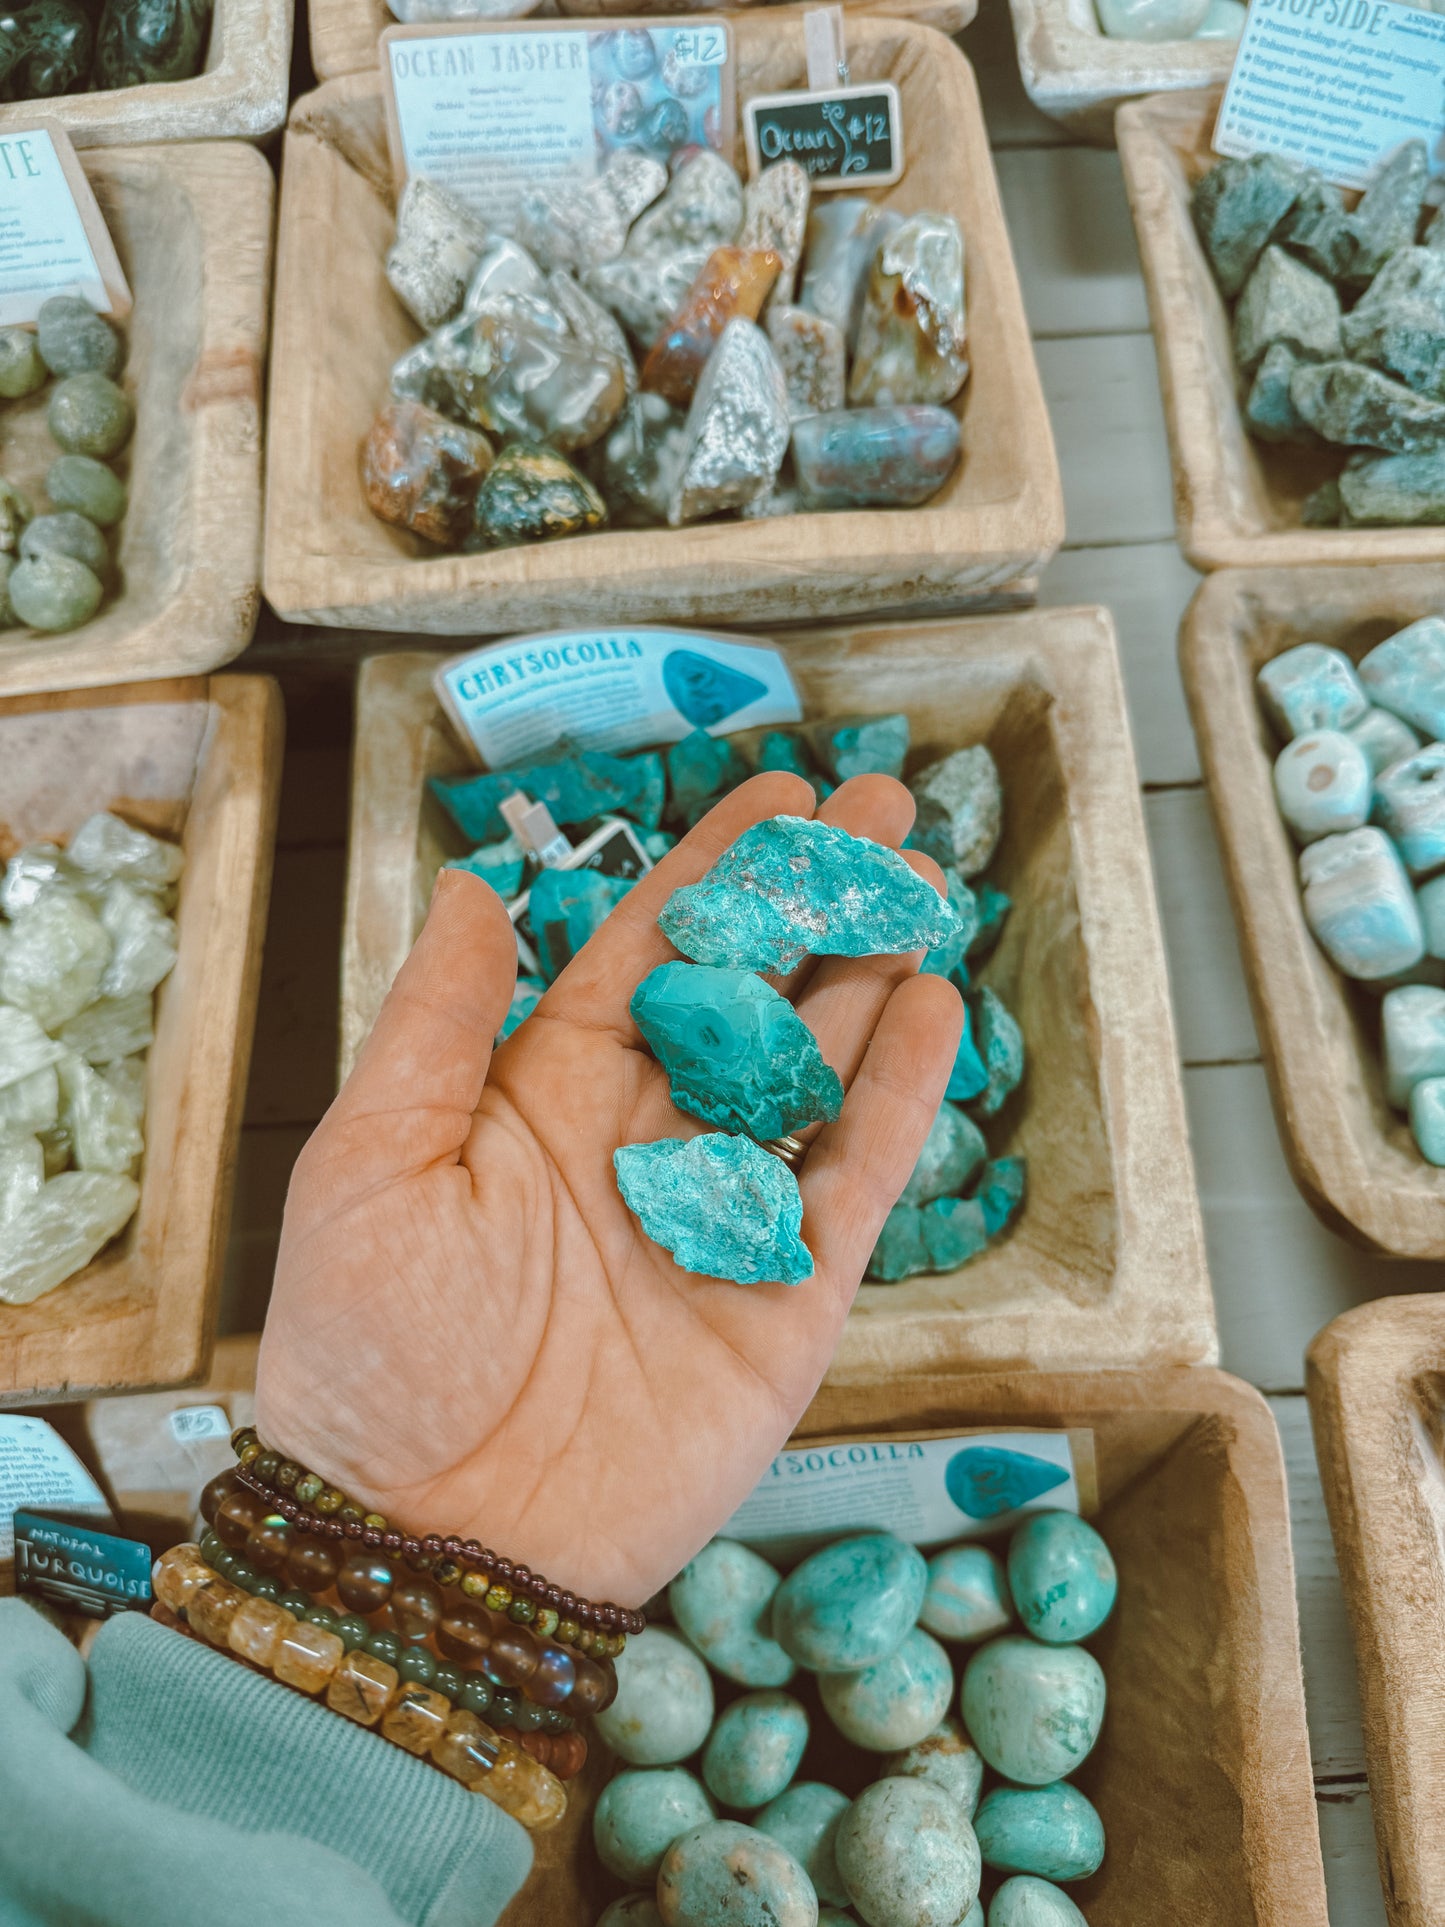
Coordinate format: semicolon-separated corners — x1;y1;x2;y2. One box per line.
595;1627;715;1766
1346;706;1421;777
883;1716;984;1818
1300;828;1424;979
987;1876;1088;1927
1410;1076;1445;1163
1359;619;1445;739
973;1783;1104;1882
1272;731;1371;842
921;1545;1014;1644
1257;644;1369;739
961;1638;1106;1786
835;1777;981;1927
757;1782;850;1907
598;1897;665;1927
669;1539;795;1688
658;1820;817;1927
1374;745;1445;878
594;1769;717;1885
961;1906;985;1927
1006;1512;1117;1645
820;1626;953;1752
773;1534;927;1674
703;1691;809;1810
47;374;134;460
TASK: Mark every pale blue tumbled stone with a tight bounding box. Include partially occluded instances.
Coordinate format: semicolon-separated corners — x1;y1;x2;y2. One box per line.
1359;619;1445;738
987;1875;1088;1927
961;1637;1106;1785
834;1777;982;1927
1257;643;1369;739
1382;984;1445;1107
772;1533;928;1674
1410;1075;1445;1163
1373;744;1445;877
598;1897;665;1927
883;1716;984;1819
614;1134;813;1286
899;1103;988;1207
819;1625;954;1752
1417;874;1445;958
1272;731;1371;842
702;1692;810;1810
973;1784;1105;1883
756;1782;850;1907
1006;1511;1117;1645
594;1769;717;1884
968;987;1025;1117
1300;827;1424;979
1346;706;1421;777
657;1820;817;1927
595;1627;716;1766
920;1544;1014;1643
669;1539;795;1688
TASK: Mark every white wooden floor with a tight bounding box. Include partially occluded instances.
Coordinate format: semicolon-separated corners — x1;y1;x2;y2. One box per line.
220;15;1420;1914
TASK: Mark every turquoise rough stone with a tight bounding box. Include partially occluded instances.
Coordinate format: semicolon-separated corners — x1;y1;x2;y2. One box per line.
946;1005;988;1103
659;815;961;974
987;1876;1088;1927
1191;153;1304;298
909;748;1003;877
819;1625;953;1752
756;730;821;787
530;869;635;981
1007;1511;1116;1644
865;1196;989;1281
977;1158;1027;1239
1272;730;1371;841
883;1716;984;1819
1372;745;1445;876
447;833;526;898
834;1777;982;1927
973;1784;1104;1883
969;883;1012;959
945;1447;1069;1521
1410;1075;1445;1164
666;729;750;826
968;988;1024;1116
809;713;910;783
497;975;543;1042
594;1769;717;1884
1359;619;1445;737
595;1628;715;1766
772;1533;927;1674
920;871;979;984
431;746;665;843
1346;706;1421;776
668;1539;796;1688
961;1637;1106;1786
701;1691;810;1809
899;1102;987;1207
613;1134;813;1286
657;1821;816;1927
920;1545;1014;1644
1300;827;1424;979
630;961;843;1140
1382;984;1445;1107
756;1783;850;1908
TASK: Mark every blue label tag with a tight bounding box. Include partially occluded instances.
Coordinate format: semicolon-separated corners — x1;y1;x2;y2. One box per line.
14;1510;152;1619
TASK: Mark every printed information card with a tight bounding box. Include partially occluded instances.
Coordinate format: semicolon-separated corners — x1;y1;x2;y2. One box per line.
1215;0;1445;189
0;125;130;326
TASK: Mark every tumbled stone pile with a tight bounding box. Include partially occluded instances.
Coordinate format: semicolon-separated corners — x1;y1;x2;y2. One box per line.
0;0;211;98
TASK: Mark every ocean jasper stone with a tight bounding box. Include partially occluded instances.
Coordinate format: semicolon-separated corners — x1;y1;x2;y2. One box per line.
529;868;634;981
665;728;749;823
613;1134;813;1286
1290;360;1445;454
658;815;960;974
20;511;108;583
643;246;783;408
461;238;544;317
549;271;638;400
1410;1076;1445;1162
597;393;688;525
444;305;627;453
1096;0;1207;33
668;318;790;525
835;1777;981;1927
801;199;903;349
7;553;102;631
702;1691;809;1809
47;375;133;459
1359;619;1445;736
1232;246;1340;374
767;307;846;422
1374;744;1445;876
772;1533;926;1674
961;1637;1106;1785
1271;729;1371;841
497;974;543;1042
668;1539;794;1688
1191;153;1305;298
757;1783;849;1907
1339;448;1445;525
657;1820;816;1927
362;400;494;547
35;297;123;380
1346;141;1429;290
810;713;910;782
969;988;1024;1116
599;1900;665;1927
899;1103;988;1207
974;1784;1104;1882
910;747;1003;876
385;178;490;331
793;404;961;509
1300;827;1424;978
1383;984;1445;1106
987;1877;1088;1927
431;746;663;843
0;329;45;399
920;1546;1013;1643
594;1768;716;1884
741;161;810;309
472;442;607;546
819;1626;953;1752
1245;342;1312;445
850;215;968;409
94;0;210;87
1258;643;1369;738
594;1627;715;1766
1347;705;1421;775
883;1716;985;1818
46;456;127;528
1341;247;1445;398
1006;1512;1116;1644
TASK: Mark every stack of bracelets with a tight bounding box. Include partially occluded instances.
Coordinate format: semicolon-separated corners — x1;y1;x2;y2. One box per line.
148;1428;644;1832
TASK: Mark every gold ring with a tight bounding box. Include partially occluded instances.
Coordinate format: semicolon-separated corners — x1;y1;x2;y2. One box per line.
764;1133;808;1170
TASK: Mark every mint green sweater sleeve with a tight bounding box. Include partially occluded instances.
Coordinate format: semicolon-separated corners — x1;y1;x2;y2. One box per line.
0;1598;532;1927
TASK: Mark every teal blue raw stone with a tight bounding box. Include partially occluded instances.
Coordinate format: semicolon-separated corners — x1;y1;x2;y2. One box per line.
867;1196;989;1281
899;1102;987;1207
613;1133;813;1285
974;1783;1104;1883
945;1446;1070;1521
969;988;1025;1117
988;1877;1088;1927
818;1624;954;1752
497;975;543;1041
644;830;677;861
447;833;526;898
430;745;665;842
666;728;751;826
592;1768;716;1885
771;1533;927;1674
921;871;979;984
529;868;634;981
668;1539;795;1689
756;730;820;784
659;814;961;974
1007;1511;1116;1645
977;1158;1027;1238
946;1005;988;1103
701;1691;810;1809
756;1783;850;1907
969;882;1012;959
810;712;910;782
1410;1075;1445;1164
630;960;843;1140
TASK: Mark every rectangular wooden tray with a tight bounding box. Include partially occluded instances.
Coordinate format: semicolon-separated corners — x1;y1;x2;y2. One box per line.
1008;0;1234;143
1180;565;1445;1259
0;0;291;146
1307;1293;1445;1927
0;676;283;1406
1117;88;1445;571
264;17;1062;636
341;608;1216;1378
0;142;273;700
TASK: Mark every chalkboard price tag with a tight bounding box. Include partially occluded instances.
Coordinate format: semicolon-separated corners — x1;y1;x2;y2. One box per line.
743;81;903;190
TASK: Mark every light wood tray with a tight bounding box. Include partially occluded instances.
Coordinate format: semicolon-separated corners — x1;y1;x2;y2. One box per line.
264;18;1062;636
1180;565;1445;1259
1117;88;1445;570
1307;1293;1445;1927
341;608;1215;1379
0;0;291;146
1008;0;1234;143
0;677;283;1406
0;143;273;700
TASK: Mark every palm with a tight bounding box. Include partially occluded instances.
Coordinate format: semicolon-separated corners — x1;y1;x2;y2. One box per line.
257;772;961;1608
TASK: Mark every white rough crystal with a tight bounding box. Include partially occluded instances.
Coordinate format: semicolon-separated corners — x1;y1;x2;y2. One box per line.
98;882;178;1000
0;892;111;1030
0;1134;44;1226
55;992;155;1066
58;1054;143;1175
0;1066;59;1134
0;1004;66;1085
66;812;184;889
0;844;78;919
101;1054;149;1111
0;1171;140;1304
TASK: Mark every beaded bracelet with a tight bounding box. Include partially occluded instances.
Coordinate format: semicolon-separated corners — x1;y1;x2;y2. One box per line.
152;1544;578;1830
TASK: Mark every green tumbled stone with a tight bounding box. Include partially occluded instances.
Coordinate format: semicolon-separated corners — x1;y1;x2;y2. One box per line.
35;297;123;380
7;553;102;631
46;455;128;528
1245;341;1314;445
659;814;961;974
1291;360;1445;453
0;329;45;400
472;442;606;547
977;1157;1026;1237
968;987;1024;1117
910;746;1003;876
529;868;634;981
920;870;979;984
20;510;109;582
0;553;13;627
431;746;664;843
1344;140;1429;290
94;0;212;88
809;712;910;783
900;1102;987;1207
666;728;750;826
447;832;526;899
47;374;134;460
1342;248;1445;398
2;0;93;96
497;974;544;1042
613;1133;813;1285
1191;152;1305;299
1232;246;1340;375
631;960;843;1140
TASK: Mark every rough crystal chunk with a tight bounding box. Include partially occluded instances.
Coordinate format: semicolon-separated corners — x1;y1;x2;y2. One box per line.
668;319;790;526
0;1067;58;1135
386;179;491;331
793;404;961;509
68;813;183;888
1244;343;1314;444
800;199;902;349
0;1170;139;1303
1341;248;1445;398
1232;246;1341;373
968;987;1025;1117
867;1196;989;1281
473;445;607;548
0;1134;44;1226
614;1134;813;1286
361;400;495;547
530;869;635;981
665;729;749;826
909;747;1003;876
850;215;968;409
447;834;526;899
56;992;154;1065
1278;173;1353;283
740;162;810;310
899;1102;988;1206
0;1005;66;1086
97;881;177;999
1191;153;1305;298
1339;448;1445;524
1290;360;1445;453
920;870;980;983
1;892;111;1029
642;246;782;407
766;307;845;422
0;846;75;919
57;1053;143;1174
810;714;910;783
431;747;664;843
659;815;961;973
1345;141;1428;289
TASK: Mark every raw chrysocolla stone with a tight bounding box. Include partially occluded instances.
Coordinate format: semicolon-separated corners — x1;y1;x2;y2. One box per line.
740;161;811;310
799;199;903;349
971;881;1012;959
472;444;607;548
0;330;45;400
1272;730;1371;842
1244;342;1314;444
793;405;961;509
94;0;211;86
58;1052;143;1174
446;833;526;898
867;1195;989;1280
920;870;980;984
1341;249;1445;398
1344;141;1429;290
1290;361;1445;453
0;1171;140;1304
498;974;544;1042
666;729;750;827
1191;153;1304;299
431;745;665;843
899;1101;987;1206
47;374;133;460
68;812;183;889
756;729;821;788
613;1134;813;1286
658;814;961;973
850;215;969;409
97;881;177;998
1095;0;1207;34
436;303;626;454
810;713;910;783
668;319;790;526
385;179;490;331
361;401;494;547
1300;826;1424;978
7;555;102;632
970;986;1025;1116
766;307;846;422
21;512;111;583
910;746;1003;876
547;272;637;400
594;393;687;526
1372;745;1445;876
947;1001;988;1102
1277;175;1353;283
1256;643;1368;738
56;991;154;1066
1339;448;1445;524
1231;246;1341;374
1;891;110;1029
977;1156;1026;1236
642;246;783;408
629;960;843;1140
47;456;127;529
1358;618;1445;737
36;297;123;380
529;867;634;981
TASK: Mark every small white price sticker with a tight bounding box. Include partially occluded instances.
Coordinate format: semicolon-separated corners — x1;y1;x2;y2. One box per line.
167;1405;232;1444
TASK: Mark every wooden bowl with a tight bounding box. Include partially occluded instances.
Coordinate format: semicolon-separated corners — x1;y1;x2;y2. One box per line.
341;608;1215;1379
1008;0;1234;143
1180;565;1445;1259
0;676;282;1406
0;142;273;699
263;17;1062;636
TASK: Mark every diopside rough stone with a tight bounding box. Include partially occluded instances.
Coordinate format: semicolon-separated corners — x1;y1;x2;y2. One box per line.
1231;246;1341;374
1191;152;1305;298
613;1133;813;1285
1289;360;1445;453
1341;248;1445;398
